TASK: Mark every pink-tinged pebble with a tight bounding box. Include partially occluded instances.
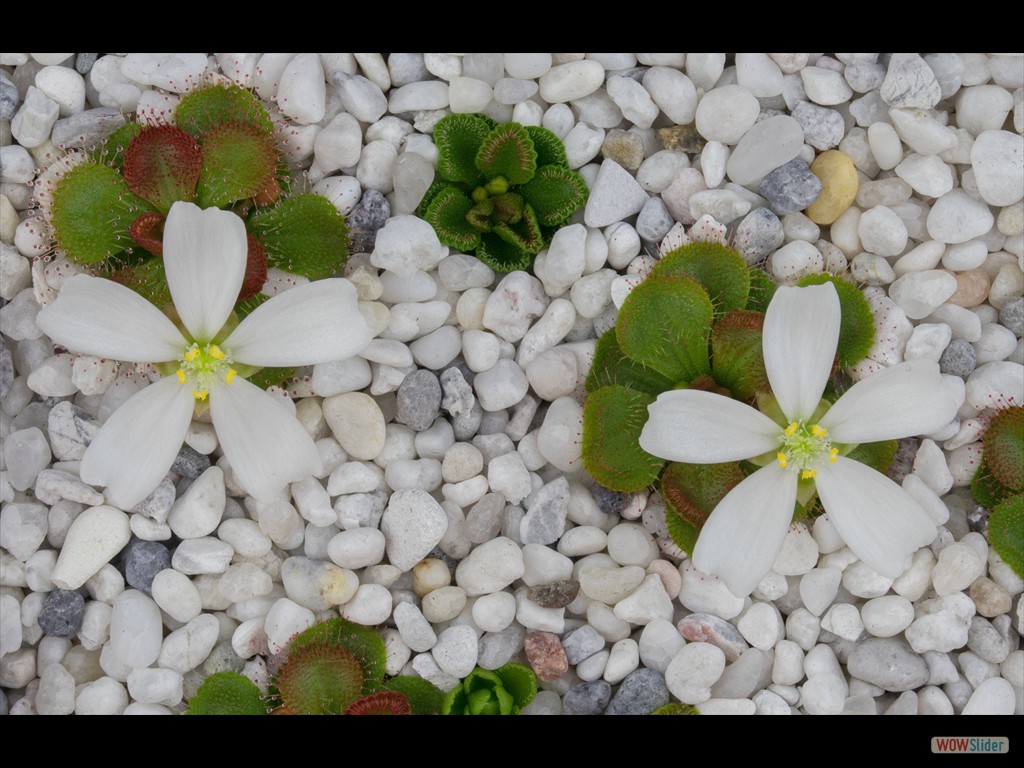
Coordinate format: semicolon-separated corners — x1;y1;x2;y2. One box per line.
524;631;569;681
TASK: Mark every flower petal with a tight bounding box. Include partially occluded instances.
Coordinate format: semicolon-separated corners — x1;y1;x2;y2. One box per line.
815;455;938;578
819;359;960;443
36;274;185;363
639;389;781;463
223;278;373;367
692;462;798;597
162;201;247;342
209;376;322;502
80;375;195;509
763;283;840;422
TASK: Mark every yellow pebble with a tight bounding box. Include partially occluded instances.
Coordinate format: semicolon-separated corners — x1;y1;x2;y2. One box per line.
806;150;859;225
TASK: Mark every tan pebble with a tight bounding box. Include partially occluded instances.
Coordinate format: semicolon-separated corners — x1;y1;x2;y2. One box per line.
947;267;991;307
412;557;451;597
646;559;682;599
806;150;859;225
969;576;1012;618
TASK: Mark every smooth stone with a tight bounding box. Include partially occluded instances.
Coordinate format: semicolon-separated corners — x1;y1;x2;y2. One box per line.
927;190;995;244
665;642;725;705
455;536;524;596
50;505;130;590
584;159;649;228
322;392;386;460
805;150;858;225
604;668;670;715
108;589;163;669
848;638;929;691
971;130;1024;207
380;489;448;572
538;60;605;103
726;115;805;186
801;66;854;105
694;84;759;144
961;678;1016;715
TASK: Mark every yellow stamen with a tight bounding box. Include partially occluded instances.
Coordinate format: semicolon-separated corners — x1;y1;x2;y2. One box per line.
801;469;816;479
184;346;199;362
784;422;798;437
192;389;208;401
176;369;187;383
776;452;789;468
225;369;237;384
812;424;827;437
829;448;839;463
209;345;224;360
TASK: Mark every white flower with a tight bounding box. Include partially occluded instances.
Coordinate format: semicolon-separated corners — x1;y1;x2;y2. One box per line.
37;201;373;509
639;282;960;597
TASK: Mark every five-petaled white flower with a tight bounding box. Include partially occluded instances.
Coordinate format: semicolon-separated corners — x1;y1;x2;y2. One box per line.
37;201;373;509
639;282;960;597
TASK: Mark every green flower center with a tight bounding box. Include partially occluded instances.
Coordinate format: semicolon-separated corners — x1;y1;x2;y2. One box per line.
176;342;236;401
776;421;838;479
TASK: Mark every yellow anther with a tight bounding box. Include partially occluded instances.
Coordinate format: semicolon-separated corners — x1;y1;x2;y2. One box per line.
776;452;789;468
225;369;237;384
812;424;827;437
829;448;839;463
209;345;224;360
785;422;798;436
801;469;816;480
176;369;187;383
192;389;208;401
184;346;199;362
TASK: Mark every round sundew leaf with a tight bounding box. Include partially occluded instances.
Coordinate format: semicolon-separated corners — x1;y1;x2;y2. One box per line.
615;274;714;383
988;492;1024;578
282;616;387;685
982;405;1024;491
434;113;492;185
476;122;537;185
710;309;768;401
585;326;676;396
107;253;172;310
417;177;460;218
650;241;750;315
582;384;665;493
89;121;142;170
194;122;280;209
273;644;366;714
844;439;898;475
972;463;1014;509
423;184;482;251
344;691;413;715
476;232;532;272
247;193;348;279
796;273;875;368
175;82;276;141
745;266;777;313
493;201;544;254
238;233;268;302
494;662;538;709
661;460;746;555
518;165;589;227
128;212;166;256
121;125;202;212
525;125;569;169
380;676;444;715
50;162;152;264
187;671;266;715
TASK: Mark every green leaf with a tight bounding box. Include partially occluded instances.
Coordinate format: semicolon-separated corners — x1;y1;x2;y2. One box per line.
108;254;172;310
651;241;750;315
476;122;537;185
582;385;664;493
796;273;875;368
476;232;532;272
661;461;745;555
417;178;458;218
652;702;701;715
525;125;570;168
175;82;276;141
845;439;898;475
434;113;492;185
50;162;152;264
90;122;141;170
194;122;279;209
248;194;348;279
710;309;768;400
518;165;589;227
615;274;714;383
745;266;777;313
188;671;266;715
493;202;544;254
972;463;1015;509
380;676;444;715
982;406;1024;491
283;617;386;685
121;125;202;212
494;662;537;709
586;327;676;395
988;493;1024;578
424;185;482;250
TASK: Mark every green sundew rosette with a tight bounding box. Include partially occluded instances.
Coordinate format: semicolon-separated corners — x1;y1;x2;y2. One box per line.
419;114;588;272
442;662;537;715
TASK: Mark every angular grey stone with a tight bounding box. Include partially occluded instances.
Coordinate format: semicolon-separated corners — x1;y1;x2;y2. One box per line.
792;101;845;150
440;366;475;418
348;189;391;254
123;539;172;594
75;53;98;74
519;476;570;545
51;108;126;150
0;338;13;400
564;680;612;714
37;589;85;638
760;158;823;215
172;444;210;479
880;53;942;109
561;624;606;665
734;207;785;265
396;369;441;431
847;638;929;691
939;338;977;377
584;159;649;228
47;401;99;461
604;668;670;715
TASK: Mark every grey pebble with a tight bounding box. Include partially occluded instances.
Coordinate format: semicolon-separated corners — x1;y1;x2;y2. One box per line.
440;367;475;418
564;680;612;715
604;668;670;715
526;579;579;609
939;338;977;377
172;444;210;479
0;338;13;400
75;54;98;74
999;296;1024;338
734;207;785;265
396;369;441;431
0;73;18;122
347;189;390;254
47;401;99;461
967;616;1010;664
561;624;606;665
847;638;930;691
451;400;483;441
792;101;845;151
51;107;126;151
37;588;85;638
635;197;674;243
123;539;172;594
592;485;629;517
760;158;823;215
